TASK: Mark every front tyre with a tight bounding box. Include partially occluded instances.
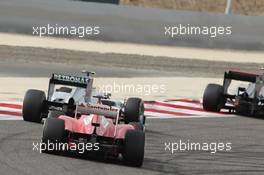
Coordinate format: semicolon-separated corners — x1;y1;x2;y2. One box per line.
124;98;144;124
22;89;46;123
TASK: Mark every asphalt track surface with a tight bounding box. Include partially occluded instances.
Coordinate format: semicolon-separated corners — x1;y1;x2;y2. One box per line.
1;117;264;175
0;46;264;174
0;45;261;78
1;0;264;174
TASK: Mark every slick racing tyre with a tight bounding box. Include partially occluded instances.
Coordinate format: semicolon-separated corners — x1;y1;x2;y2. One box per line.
236;104;249;115
235;97;250;116
41;118;66;154
124;98;144;124
23;89;46;123
203;84;225;112
122;130;145;167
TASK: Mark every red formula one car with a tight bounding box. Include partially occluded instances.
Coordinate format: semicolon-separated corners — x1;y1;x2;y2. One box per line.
22;72;145;166
41;97;145;167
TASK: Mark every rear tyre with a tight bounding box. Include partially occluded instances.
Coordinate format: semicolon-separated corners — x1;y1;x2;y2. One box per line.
41;118;66;154
203;84;225;112
124;98;144;124
122;130;145;167
236;104;249;115
22;89;46;123
236;97;250;115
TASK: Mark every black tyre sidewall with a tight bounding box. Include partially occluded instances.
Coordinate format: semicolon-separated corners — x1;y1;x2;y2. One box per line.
236;97;250;115
203;84;225;112
123;130;145;167
124;98;144;124
22;89;46;123
42;118;65;153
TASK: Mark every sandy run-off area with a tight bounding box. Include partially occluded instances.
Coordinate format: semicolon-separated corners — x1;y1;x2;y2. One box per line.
0;33;261;101
1;33;264;64
0;77;222;101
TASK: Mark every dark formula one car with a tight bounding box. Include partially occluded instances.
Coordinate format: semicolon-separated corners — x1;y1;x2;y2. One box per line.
22;71;145;166
203;70;264;116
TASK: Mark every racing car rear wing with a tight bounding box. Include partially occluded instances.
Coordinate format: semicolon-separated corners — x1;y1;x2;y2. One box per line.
224;70;258;83
223;70;258;95
76;103;119;118
50;73;89;88
42;102;119;119
47;73;93;101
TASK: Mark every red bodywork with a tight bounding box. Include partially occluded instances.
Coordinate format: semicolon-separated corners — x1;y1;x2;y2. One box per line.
58;114;136;139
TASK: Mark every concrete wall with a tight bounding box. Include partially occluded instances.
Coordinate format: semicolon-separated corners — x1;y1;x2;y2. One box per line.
0;0;264;50
79;0;119;4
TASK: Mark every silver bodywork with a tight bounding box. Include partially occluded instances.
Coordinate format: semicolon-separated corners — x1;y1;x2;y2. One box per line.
48;73;122;108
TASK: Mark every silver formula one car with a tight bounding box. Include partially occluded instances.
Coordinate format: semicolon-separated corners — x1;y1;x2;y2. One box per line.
22;71;145;126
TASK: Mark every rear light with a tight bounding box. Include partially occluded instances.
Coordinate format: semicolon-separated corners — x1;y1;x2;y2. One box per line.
92;123;100;127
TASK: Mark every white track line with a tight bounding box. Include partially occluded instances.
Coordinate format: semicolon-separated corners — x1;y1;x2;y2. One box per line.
0;107;21;113
0;116;22;120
